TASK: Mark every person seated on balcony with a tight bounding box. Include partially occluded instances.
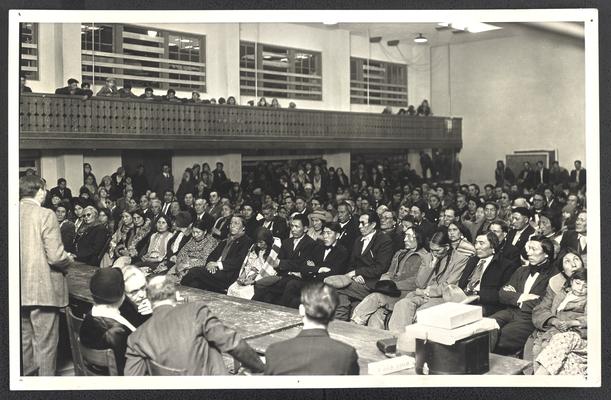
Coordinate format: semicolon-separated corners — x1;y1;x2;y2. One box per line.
161;88;182;103
209;98;217;104
187;91;202;103
118;83;138;99
407;105;416;115
96;77;119;97
20;75;32;93
79;82;94;98
227;96;237;105
218;97;226;105
139;87;157;101
397;108;406;115
270;98;281;108
288;102;296;109
246;100;254;106
80;268;135;375
257;97;268;107
417;99;432;116
55;78;83;95
382;106;393;114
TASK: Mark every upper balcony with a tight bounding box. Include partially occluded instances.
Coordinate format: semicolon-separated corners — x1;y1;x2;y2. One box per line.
19;94;462;151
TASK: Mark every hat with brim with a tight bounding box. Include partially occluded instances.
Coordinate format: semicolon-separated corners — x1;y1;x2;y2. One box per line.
371;280;401;297
309;210;332;225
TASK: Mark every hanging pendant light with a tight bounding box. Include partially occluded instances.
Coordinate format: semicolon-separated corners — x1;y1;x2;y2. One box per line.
414;33;428;44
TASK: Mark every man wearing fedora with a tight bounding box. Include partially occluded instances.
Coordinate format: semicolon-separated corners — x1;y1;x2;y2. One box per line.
80;268;135;375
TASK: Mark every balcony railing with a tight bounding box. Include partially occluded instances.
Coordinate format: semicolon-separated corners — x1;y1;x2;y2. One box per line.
19;94;462;150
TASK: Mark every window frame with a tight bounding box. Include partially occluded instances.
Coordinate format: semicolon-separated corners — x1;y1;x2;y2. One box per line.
20;22;39;81
350;57;408;107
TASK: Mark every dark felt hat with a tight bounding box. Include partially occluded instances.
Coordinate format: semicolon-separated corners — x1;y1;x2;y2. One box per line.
512;206;532;218
174;211;193;228
89;268;124;304
371;280;401;297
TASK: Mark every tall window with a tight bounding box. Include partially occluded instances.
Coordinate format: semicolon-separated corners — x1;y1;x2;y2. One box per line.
20;23;39;80
240;41;322;101
81;23;206;91
350;58;407;107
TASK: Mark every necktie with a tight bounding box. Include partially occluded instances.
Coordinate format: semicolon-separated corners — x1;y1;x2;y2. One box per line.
468;259;487;292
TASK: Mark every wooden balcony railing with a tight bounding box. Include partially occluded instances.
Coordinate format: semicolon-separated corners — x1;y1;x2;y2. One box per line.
19;94;462;150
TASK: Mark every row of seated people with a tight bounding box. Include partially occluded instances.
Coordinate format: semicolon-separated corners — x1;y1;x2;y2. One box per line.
381;99;432;116
22;75;298;108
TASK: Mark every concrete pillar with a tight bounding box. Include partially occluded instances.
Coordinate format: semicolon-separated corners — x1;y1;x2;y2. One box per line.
58;153;84;193
322;151;351;176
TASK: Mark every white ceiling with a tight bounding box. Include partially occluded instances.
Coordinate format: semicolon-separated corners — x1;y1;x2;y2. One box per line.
299;22;583;47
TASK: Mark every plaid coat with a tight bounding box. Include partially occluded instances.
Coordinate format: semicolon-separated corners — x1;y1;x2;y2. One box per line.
20;198;72;307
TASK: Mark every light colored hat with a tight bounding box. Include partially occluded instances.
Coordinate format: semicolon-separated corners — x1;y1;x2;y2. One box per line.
309;210;332;224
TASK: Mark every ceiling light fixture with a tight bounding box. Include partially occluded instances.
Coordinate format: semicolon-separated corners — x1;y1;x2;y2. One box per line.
414;33;428;44
387;40;400;47
369;36;382;43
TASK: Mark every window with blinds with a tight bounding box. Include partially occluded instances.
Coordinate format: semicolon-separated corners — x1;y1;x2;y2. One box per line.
81;24;206;91
240;41;322;101
20;23;39;80
350;58;407;107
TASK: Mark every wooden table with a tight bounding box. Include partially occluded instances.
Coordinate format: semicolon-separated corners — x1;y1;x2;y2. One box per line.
67;263;530;375
67;263;302;340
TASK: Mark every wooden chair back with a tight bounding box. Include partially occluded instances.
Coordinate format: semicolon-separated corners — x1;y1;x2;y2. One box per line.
64;307;86;376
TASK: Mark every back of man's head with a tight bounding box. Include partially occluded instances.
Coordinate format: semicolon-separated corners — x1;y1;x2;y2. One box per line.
300;282;339;325
146;276;177;306
20;175;45;199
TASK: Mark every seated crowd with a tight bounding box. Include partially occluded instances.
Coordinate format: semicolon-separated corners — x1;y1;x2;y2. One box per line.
38;154;587;376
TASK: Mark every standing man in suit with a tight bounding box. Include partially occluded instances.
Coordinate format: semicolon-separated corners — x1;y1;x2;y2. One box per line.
48;178;73;204
325;211;394;321
252;214;316;304
458;233;520;316
570;160;586;190
265;282;359;375
20;175;74;376
161;190;174;216
259;203;289;240
517;161;536;191
534;161;550;188
489;236;556;355
505;207;536;253
181;215;253;293
151;163;174;199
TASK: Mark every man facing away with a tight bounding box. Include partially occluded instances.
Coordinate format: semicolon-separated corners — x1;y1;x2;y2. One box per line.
264;282;360;375
20;175;74;375
125;275;265;375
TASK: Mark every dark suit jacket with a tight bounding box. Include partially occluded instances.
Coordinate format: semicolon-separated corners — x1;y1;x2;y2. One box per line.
165;231;192;262
276;235;317;274
80;314;131;375
517;169;536;189
258;216;289;240
570;169;586;187
301;242;349;281
560;230;587;255
337;218;359;255
498;261;555;313
351;230;394;289
458;255;520;316
497;239;521;265
505;224;536;252
49;186;73;202
264;329;359;375
415;219;437;241
75;224;110;266
534;168;550;186
194;212;216;233
205;234;253;285
55;86;85;95
151;174;174;197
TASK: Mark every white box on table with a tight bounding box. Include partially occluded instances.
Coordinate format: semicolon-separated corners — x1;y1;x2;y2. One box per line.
416;302;482;330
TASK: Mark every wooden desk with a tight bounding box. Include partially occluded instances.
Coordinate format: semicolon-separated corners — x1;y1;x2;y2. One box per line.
67;263;302;340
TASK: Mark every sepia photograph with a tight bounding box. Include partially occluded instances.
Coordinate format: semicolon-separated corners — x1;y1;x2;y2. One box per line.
8;8;600;390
